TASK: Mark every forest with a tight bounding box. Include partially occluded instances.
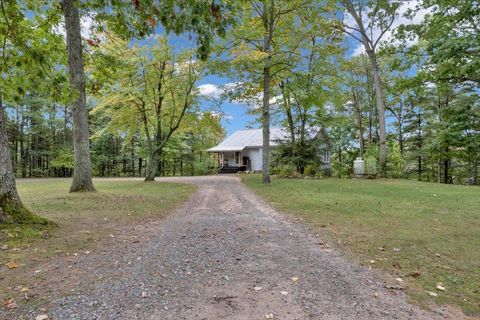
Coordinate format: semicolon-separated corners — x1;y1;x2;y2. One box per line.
0;0;479;223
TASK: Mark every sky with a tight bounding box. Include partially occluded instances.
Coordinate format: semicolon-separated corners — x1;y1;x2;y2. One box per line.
160;33;258;136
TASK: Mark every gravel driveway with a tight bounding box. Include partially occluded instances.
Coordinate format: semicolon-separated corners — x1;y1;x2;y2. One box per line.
8;176;447;319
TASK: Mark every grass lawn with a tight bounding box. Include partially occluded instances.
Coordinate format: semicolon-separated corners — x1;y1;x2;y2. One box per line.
242;175;480;316
0;179;195;302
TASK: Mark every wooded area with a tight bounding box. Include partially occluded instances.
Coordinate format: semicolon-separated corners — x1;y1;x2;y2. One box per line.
0;0;479;223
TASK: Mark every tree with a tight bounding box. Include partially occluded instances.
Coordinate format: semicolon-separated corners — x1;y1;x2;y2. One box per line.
0;95;46;224
406;0;480;87
223;0;315;183
338;0;400;177
0;0;63;223
92;37;202;181
274;4;341;172
62;0;95;192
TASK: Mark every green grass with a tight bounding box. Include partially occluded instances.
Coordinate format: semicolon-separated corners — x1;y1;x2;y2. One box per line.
0;179;195;301
242;175;480;315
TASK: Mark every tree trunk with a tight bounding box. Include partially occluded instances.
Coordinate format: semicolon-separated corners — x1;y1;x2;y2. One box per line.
262;64;271;184
417;108;422;181
0;96;44;224
444;159;450;184
144;153;158;181
352;90;364;158
62;0;95;192
368;53;387;177
261;0;273;185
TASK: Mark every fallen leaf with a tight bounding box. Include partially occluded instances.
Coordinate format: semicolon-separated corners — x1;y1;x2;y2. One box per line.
290;276;299;282
436;283;445;291
408;271;421;278
6;261;18;269
20;287;28;292
427;291;438;297
4;298;16;309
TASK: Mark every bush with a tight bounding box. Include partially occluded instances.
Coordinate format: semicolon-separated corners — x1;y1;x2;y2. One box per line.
387;141;405;178
277;166;294;178
364;144;378;177
303;164;316;176
332;161;351;178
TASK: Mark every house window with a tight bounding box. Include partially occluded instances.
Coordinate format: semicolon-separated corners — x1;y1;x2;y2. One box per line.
323;150;330;162
235;152;240;164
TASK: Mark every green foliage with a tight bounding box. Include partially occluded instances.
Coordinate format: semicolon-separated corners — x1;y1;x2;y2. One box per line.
51;148;74;169
364;144;378;177
276;166;294;179
332;160;351;178
387;141;405;178
303;164;315;177
91;0;236;60
272;139;324;174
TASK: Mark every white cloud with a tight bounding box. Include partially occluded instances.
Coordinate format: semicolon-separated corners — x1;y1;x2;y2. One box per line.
54;15;96;39
345;0;432;56
198;83;223;98
197;82;281;111
207;110;234;121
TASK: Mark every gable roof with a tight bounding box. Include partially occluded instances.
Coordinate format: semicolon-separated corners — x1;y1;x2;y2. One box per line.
207;127;331;152
207;128;287;152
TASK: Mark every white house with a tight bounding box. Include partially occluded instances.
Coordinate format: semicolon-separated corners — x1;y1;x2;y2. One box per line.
207;128;331;173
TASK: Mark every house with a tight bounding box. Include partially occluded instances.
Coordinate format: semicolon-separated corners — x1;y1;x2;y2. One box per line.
207;128;331;173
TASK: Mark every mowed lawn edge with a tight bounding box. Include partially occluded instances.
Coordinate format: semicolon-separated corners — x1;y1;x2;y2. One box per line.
0;179;195;303
241;174;480;316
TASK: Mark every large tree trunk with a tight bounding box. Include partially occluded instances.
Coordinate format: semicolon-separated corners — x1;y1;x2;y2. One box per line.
261;0;274;185
62;0;95;192
0;97;44;224
144;154;157;181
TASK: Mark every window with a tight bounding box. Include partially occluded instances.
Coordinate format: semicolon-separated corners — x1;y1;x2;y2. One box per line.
323;150;330;163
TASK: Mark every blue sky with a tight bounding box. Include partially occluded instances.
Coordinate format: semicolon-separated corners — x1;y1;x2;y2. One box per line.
154;31;257;136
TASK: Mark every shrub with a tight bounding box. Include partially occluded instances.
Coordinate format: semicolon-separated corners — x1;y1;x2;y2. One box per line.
364;144;378;177
277;166;294;178
303;164;316;176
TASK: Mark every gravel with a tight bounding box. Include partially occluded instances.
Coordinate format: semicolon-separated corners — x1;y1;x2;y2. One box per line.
4;176;447;319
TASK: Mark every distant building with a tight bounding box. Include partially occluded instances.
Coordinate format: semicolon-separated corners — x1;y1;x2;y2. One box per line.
208;128;331;173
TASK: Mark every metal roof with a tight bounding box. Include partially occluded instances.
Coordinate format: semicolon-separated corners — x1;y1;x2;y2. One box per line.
207;128;287;152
